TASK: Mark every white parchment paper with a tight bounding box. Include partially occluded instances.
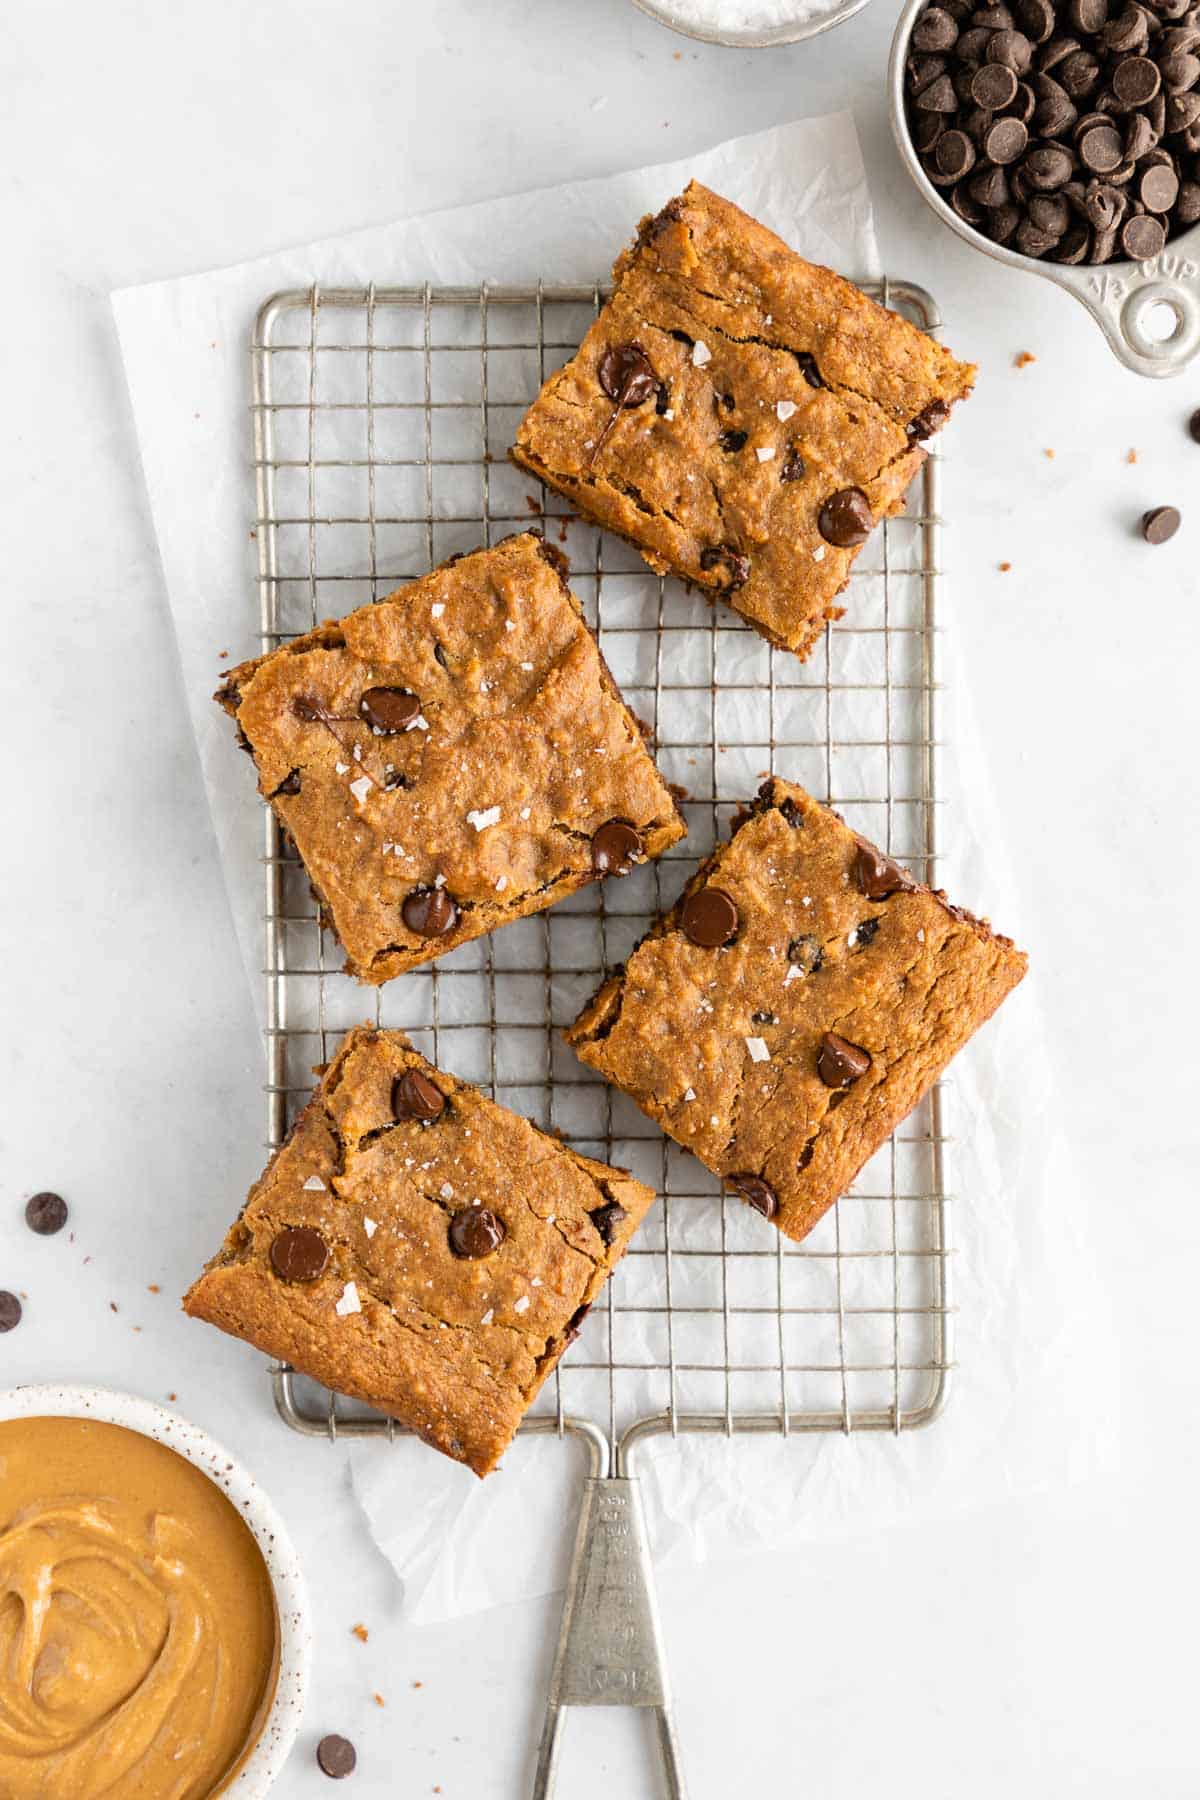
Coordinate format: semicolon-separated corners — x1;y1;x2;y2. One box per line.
113;119;1114;1626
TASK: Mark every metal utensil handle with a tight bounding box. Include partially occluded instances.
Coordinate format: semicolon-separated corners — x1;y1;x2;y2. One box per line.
533;1477;685;1800
1047;257;1200;379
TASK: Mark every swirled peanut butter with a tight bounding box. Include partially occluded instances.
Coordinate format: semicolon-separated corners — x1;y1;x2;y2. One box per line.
0;1416;279;1799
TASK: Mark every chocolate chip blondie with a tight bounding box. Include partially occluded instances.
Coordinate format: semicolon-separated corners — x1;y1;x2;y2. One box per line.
183;1027;655;1476
566;778;1026;1244
511;182;975;659
218;533;685;983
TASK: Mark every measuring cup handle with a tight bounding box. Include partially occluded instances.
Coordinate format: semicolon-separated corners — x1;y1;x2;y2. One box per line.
1049;251;1200;378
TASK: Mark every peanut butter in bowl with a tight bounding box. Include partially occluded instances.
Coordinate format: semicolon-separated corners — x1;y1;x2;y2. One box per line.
0;1413;283;1799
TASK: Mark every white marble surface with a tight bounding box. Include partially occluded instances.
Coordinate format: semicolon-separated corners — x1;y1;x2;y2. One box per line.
2;2;1198;1796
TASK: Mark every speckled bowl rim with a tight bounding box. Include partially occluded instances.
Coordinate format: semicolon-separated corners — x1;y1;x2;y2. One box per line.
0;1384;310;1798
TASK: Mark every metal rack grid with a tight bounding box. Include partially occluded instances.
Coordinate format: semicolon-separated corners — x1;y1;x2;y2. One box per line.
251;279;952;1472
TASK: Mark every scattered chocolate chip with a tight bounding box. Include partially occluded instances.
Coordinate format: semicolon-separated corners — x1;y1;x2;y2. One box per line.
780;445;806;482
393;1068;445;1122
360;687;420;733
25;1192;68;1235
698;543;751;589
448;1206;507;1260
0;1291;23;1332
589;1200;629;1245
795;352;826;388
316;1734;357;1779
591;819;643;875
817;1032;873;1089
270;1227;329;1284
818;487;874;548
401;886;460;938
1140;504;1181;542
787;935;824;975
681;886;739;948
718;428;748;452
1189;408;1200;443
727;1174;778;1220
597;342;659;408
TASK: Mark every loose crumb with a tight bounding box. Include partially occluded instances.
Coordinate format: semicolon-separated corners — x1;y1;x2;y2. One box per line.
998;561;1012;572
352;1623;369;1643
1043;448;1055;459
1127;448;1138;464
373;1692;385;1708
412;1680;423;1689
109;1302;119;1313
167;1392;178;1402
1014;351;1036;368
524;494;541;514
148;1283;161;1294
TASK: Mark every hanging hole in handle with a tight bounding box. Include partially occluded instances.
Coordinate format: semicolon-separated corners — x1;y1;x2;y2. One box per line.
1121;281;1200;365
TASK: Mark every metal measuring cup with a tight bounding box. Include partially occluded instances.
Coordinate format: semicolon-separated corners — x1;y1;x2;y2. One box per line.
889;0;1200;377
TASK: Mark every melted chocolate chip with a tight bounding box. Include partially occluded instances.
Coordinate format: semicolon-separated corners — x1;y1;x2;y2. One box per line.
590;819;643;876
598;341;660;408
292;695;325;723
360;687;421;733
780;445;806;482
817;1032;872;1089
589;1200;629;1246
818;487;874;548
561;1301;592;1348
0;1292;21;1332
698;543;751;589
448;1206;507;1260
393;1068;445;1123
855;916;882;947
718;428;748;453
727;1173;778;1219
778;796;805;828
854;837;916;899
316;1735;357;1779
907;398;951;441
273;769;302;797
751;1009;777;1025
270;1226;329;1283
681;886;739;948
25;1191;68;1235
795;352;826;389
787;935;824;975
402;886;460;938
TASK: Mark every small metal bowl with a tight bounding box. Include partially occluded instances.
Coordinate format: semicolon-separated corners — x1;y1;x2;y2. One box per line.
631;0;872;50
889;0;1200;376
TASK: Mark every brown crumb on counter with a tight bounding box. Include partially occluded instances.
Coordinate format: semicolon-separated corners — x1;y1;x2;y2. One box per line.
373;1692;385;1708
109;1302;118;1313
412;1680;423;1689
167;1392;177;1402
1127;449;1138;464
1014;351;1036;368
1044;448;1055;459
524;494;541;514
148;1284;161;1294
998;561;1012;572
351;1623;369;1644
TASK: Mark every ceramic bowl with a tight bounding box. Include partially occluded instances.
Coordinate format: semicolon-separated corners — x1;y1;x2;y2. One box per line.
0;1384;311;1798
889;0;1200;377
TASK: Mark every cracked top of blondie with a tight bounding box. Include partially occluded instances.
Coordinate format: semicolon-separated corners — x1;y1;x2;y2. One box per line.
511;183;976;658
567;778;1025;1245
217;534;685;983
183;1027;655;1476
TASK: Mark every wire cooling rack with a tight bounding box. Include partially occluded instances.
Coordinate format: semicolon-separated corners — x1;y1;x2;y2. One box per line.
251;280;952;1469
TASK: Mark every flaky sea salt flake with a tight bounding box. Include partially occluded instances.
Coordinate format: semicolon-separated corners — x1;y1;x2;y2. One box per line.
349;775;372;804
303;1176;325;1191
745;1036;770;1063
756;446;776;463
776;400;797;421
335;1282;361;1317
467;805;501;832
692;340;711;367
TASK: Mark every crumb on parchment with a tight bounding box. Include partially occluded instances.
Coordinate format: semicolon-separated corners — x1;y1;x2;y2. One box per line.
1014;351;1036;368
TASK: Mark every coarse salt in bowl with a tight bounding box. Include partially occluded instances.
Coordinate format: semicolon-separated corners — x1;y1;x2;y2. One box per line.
631;0;873;48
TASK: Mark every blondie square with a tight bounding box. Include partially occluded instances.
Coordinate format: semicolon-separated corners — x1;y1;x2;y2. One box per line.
566;778;1026;1244
184;1028;656;1476
218;533;685;983
511;182;975;659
